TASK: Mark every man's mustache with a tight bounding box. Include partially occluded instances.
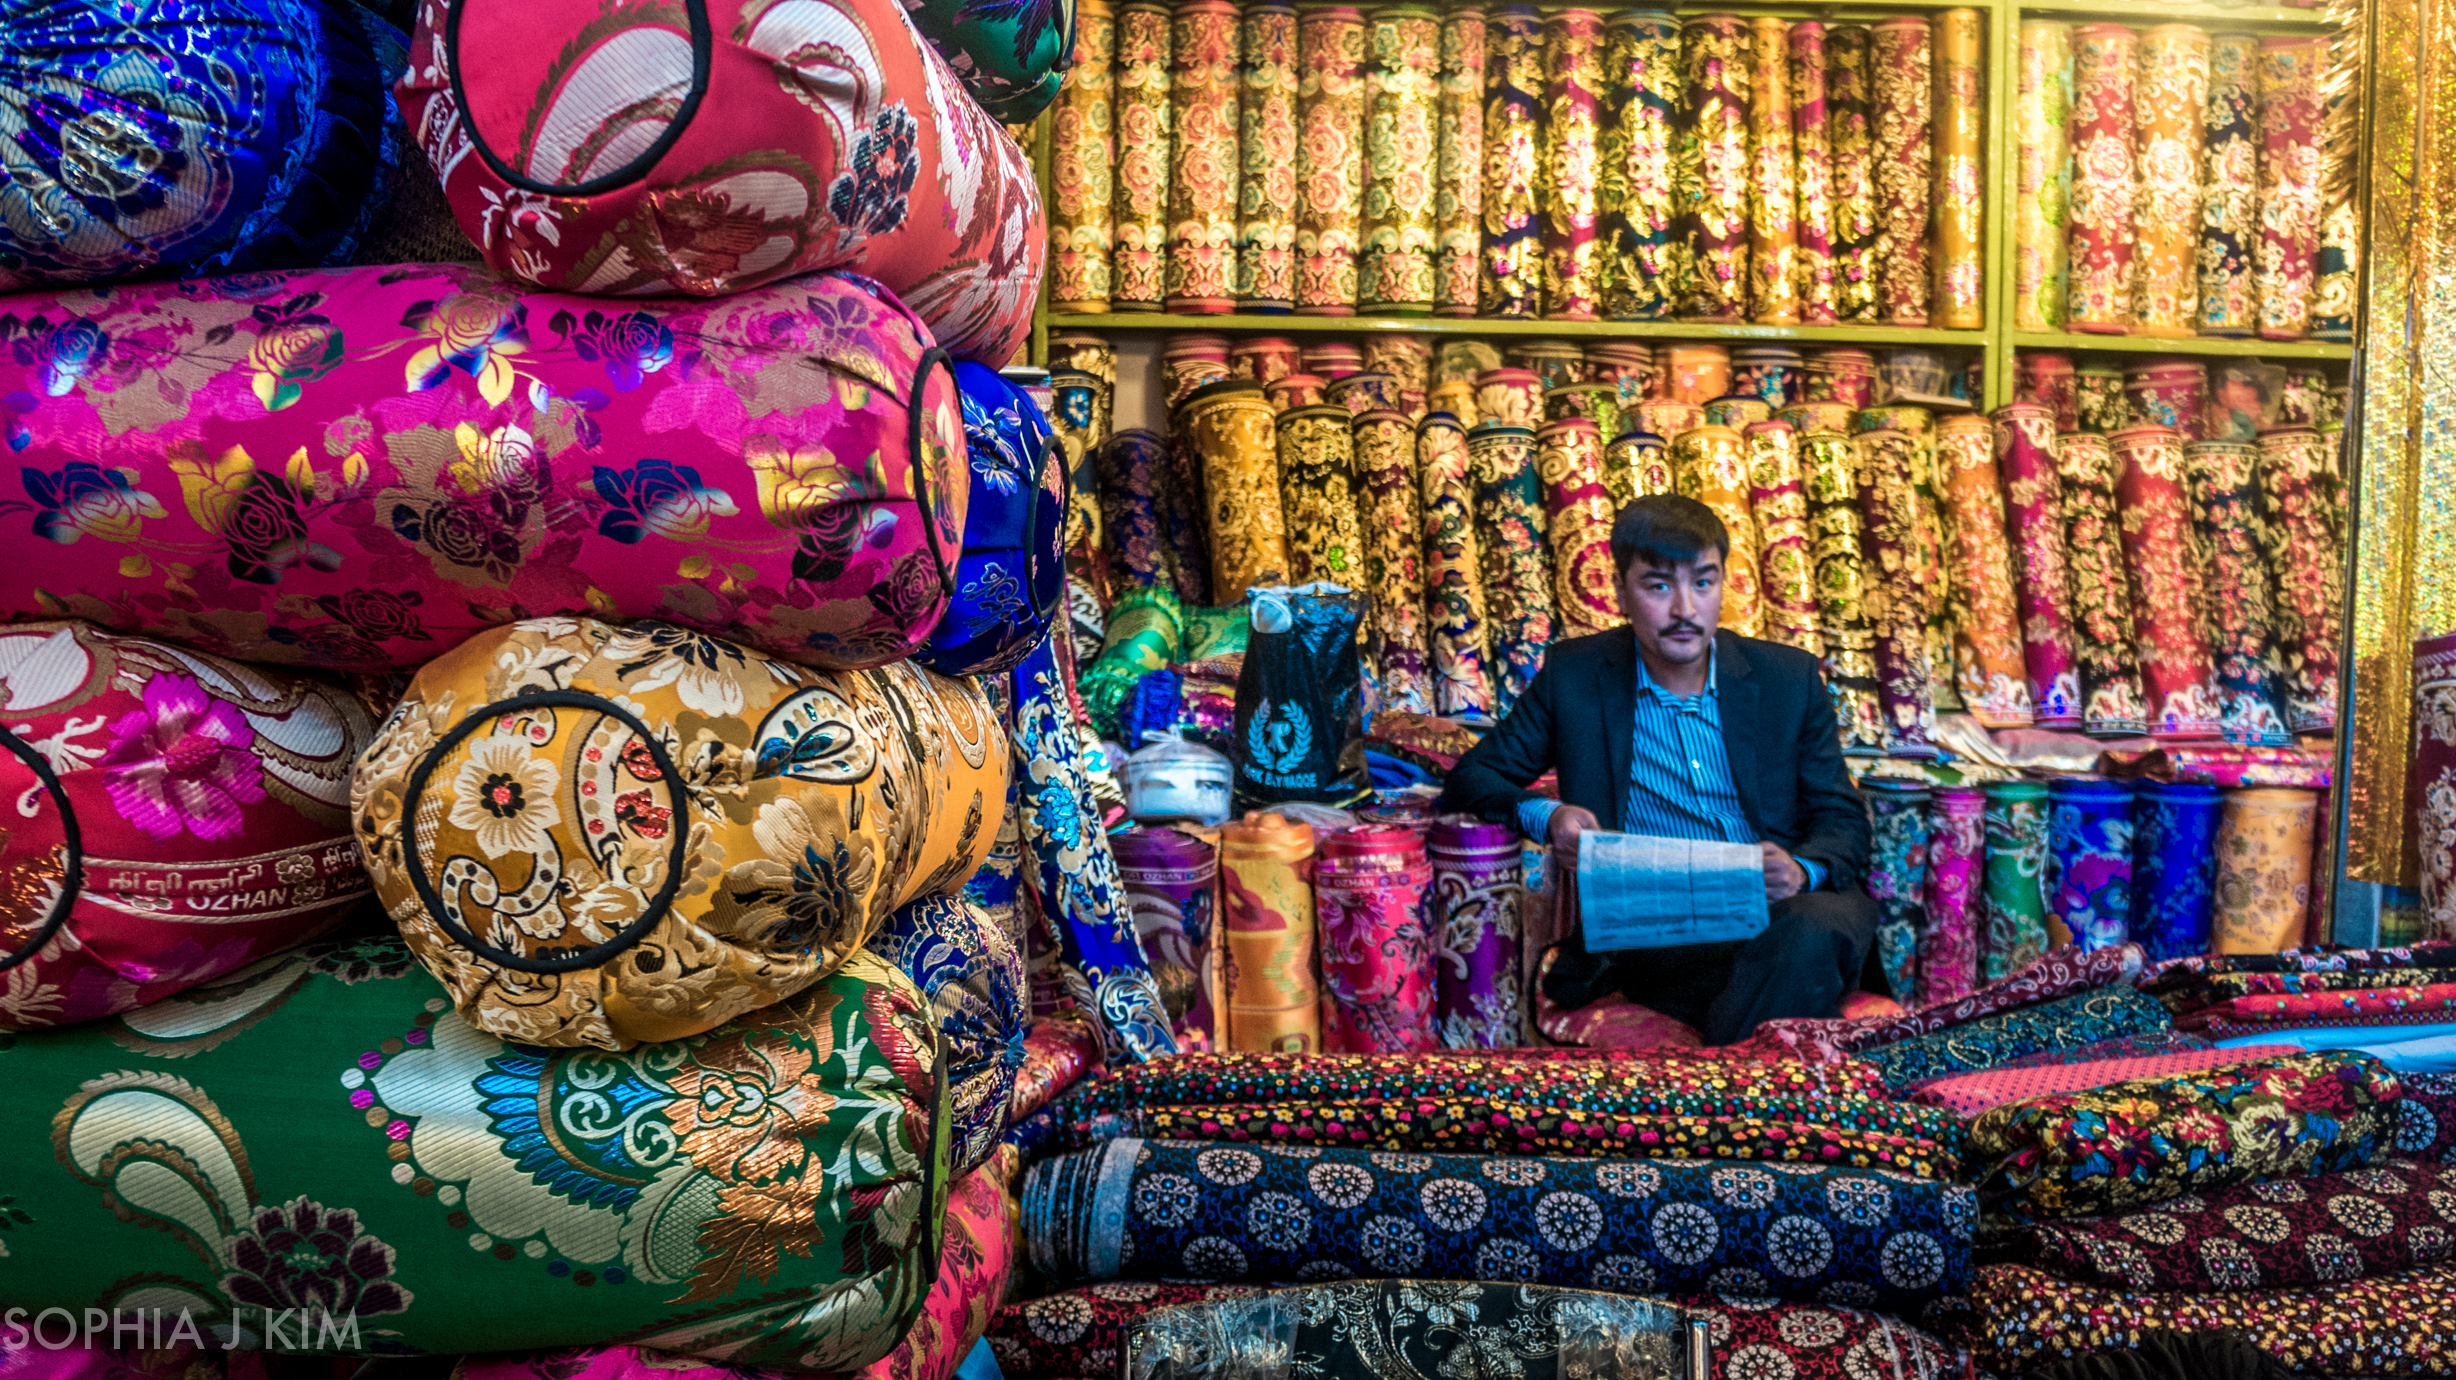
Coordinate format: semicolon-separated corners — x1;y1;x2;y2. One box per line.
1658;621;1703;637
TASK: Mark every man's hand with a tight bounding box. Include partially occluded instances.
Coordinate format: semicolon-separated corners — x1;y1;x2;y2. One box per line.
1762;842;1807;902
1549;804;1602;853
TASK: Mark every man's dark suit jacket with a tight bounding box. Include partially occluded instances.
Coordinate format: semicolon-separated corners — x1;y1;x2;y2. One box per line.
1438;627;1873;892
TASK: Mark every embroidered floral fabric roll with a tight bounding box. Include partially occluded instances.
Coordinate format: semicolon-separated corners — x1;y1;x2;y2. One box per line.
1541;8;1607;320
1601;11;1683;320
1937;415;2035;728
1931;8;1985;329
1296;6;1368;314
1364;334;1435;415
1050;0;1118;311
1360;6;1442;313
1860;987;2175;1092
2053;431;2152;735
1853;423;1938;756
2129;779;2224;962
2256;37;2325;341
1098;428;1175;592
1745;421;1821;654
1800;432;1886;752
2255;426;2343;733
1114;826;1223;1049
1418;416;1497;717
1867;781;1934;1002
1678;13;1752;321
1112;2;1176;310
2074;363;2131;432
0;266;969;673
2066;25;2138;334
2185;441;2291;745
1427;819;1523;1047
1747;16;1800;325
1969;1050;2399;1227
1353;410;1432;710
1870;16;1932;327
1917;786;1984;1006
870;893;1026;1174
1480;5;1546;317
1827;25;1881;322
2312;195;2360;342
1980;780;2051;983
1435;7;1488;316
1023;1138;1974;1308
1539;418;1624;638
1469;423;1557;714
1183;381;1292;597
2014;21;2073;331
1274;404;1366;587
1991;406;2082;727
1672;425;1765;638
1790;22;1840;325
2043;778;2133;952
2110;426;2223;740
2211;787;2320;955
0;621;373;1032
1316;828;1437;1053
1238;1;1301;312
2199;32;2263;337
1219;811;1323;1053
921;363;1066;678
2131;25;2210;338
1166;0;1240;314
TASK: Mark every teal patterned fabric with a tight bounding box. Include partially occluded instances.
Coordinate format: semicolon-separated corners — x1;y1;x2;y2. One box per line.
1859;988;2176;1092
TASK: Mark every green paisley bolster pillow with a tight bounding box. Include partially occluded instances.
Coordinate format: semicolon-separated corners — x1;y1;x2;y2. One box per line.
0;936;949;1368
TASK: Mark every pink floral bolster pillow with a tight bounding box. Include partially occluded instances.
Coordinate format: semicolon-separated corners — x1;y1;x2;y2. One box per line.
396;0;1045;365
0;264;970;673
0;620;375;1031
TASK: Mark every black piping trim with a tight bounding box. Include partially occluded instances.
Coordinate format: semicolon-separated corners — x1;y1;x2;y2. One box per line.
911;347;960;605
444;0;714;197
0;725;78;974
399;690;689;975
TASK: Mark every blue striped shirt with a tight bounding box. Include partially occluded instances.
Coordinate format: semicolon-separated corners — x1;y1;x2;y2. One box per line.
1518;647;1828;890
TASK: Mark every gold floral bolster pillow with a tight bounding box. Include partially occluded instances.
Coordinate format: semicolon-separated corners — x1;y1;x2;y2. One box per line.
352;617;1008;1050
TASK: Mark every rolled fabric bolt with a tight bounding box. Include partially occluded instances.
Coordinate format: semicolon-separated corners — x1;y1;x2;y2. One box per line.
1183;380;1292;596
1468;422;1557;714
1435;6;1488;316
1296;6;1368;314
2075;363;2131;433
1610;430;1676;502
1800;429;1887;754
1160;432;1214;605
1779;401;1857;436
1854;420;1938;756
1931;8;1986;329
1305;341;1366;378
1937;414;2036;728
1806;347;1878;409
1114;827;1225;1046
1600;10;1683;320
1316;826;1438;1052
1426;819;1525;1047
1166;0;1241;314
1050;0;1117;311
1510;340;1590;388
1238;0;1301;311
2128;779;2223;961
2255;426;2343;733
1920;786;1984;1004
1545;382;1623;446
1541;8;1607;319
1231;336;1306;383
1360;5;1443;314
1219;812;1325;1052
1364;334;1436;418
2017;352;2080;433
2255;36;2324;341
1870;16;1932;327
1661;343;1733;404
1705;398;1773;438
2065;25;2136;334
1538;417;1623;637
1790;21;1839;324
2199;32;2262;337
1671;425;1765;638
2311;194;2359;342
2129;24;2209;338
1428;378;1478;424
1990;405;2083;728
2045;778;2135;951
1635;400;1705;440
1748;14;1800;325
1161;331;1235;406
2185;440;2292;746
1275;404;1367;586
1866;780;1933;1000
1827;24;1880;322
1480;4;1546;317
2054;430;2152;736
1678;12;1751;321
2110;425;2223;740
1098;428;1174;591
1353;409;1433;711
1475;367;1547;428
1745;419;1821;655
1327;370;1404;415
1419;414;1498;717
1981;780;2051;983
2211;788;2320;954
1863;402;1955;721
2014;20;2073;331
1111;0;1174;311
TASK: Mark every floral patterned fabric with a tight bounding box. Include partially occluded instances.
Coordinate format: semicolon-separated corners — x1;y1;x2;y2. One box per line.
1969;1260;2456;1377
1968;1050;2401;1226
354;618;1006;1050
2001;1158;2456;1293
916;363;1065;677
1764;941;2147;1057
870;894;1025;1174
0;936;947;1365
0;266;969;672
2181;983;2456;1031
1857;988;2175;1091
2395;1072;2456;1163
1009;1015;1102;1124
397;0;1043;362
1676;1293;1968;1380
1060;1047;1893;1109
1907;1045;2302;1118
0;621;374;1031
989;1283;1258;1380
0;0;401;288
904;0;1074;121
1023;1138;1974;1309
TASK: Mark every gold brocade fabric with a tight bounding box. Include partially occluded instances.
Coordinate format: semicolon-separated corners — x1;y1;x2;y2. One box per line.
1937;414;2035;728
1537;418;1623;636
1184;382;1293;596
1275;404;1367;585
1670;425;1764;636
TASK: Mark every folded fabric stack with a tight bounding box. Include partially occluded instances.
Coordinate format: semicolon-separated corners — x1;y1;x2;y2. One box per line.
2144;943;2456;1071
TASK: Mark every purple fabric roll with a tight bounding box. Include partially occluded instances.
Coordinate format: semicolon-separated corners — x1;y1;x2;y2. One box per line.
1918;786;1984;1005
1112;825;1223;1048
1426;819;1525;1048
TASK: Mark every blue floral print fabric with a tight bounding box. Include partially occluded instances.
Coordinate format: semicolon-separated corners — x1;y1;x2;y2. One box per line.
1022;1139;1974;1311
869;892;1027;1174
1858;988;2175;1092
917;362;1065;676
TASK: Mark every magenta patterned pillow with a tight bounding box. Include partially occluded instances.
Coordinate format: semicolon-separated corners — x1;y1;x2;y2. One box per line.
0;265;967;671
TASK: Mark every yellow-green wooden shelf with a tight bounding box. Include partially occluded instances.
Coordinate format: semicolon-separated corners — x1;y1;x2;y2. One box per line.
2009;331;2355;360
1044;313;1990;346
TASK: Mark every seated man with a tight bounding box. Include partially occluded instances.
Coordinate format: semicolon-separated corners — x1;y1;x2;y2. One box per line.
1439;494;1874;1045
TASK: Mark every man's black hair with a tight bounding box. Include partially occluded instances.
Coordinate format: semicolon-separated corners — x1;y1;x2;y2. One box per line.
1610;493;1730;577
